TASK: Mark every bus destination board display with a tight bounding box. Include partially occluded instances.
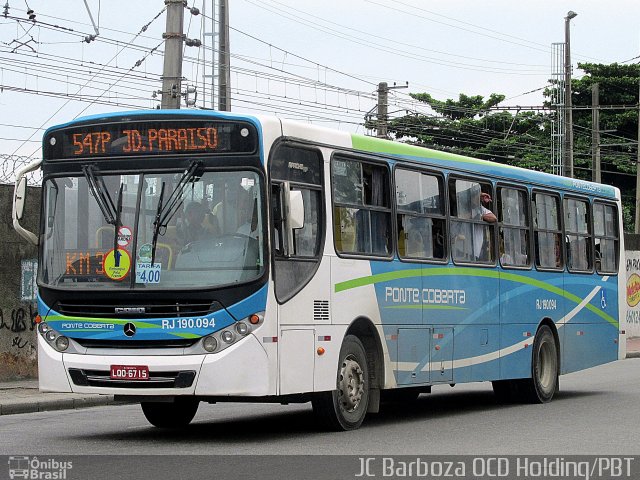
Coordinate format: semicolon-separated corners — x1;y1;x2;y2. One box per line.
44;119;257;160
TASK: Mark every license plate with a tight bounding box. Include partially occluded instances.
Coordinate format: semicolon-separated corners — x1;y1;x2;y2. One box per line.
110;365;149;380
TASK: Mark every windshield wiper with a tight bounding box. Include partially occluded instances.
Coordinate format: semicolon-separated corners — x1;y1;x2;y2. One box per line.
150;161;203;266
113;183;124;266
150;182;166;266
82;165;116;225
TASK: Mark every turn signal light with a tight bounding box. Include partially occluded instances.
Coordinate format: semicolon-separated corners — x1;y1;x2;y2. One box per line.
249;314;260;325
317;347;325;356
35;315;42;324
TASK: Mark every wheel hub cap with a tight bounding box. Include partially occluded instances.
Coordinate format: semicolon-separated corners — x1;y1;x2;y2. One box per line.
338;356;364;412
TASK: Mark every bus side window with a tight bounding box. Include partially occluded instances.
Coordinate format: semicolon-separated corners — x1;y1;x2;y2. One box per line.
498;187;530;268
395;168;446;261
449;178;495;264
533;192;563;270
332;157;392;257
593;202;619;274
563;197;592;272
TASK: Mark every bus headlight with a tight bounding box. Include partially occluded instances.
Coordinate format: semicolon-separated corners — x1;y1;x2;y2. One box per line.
235;322;249;335
55;336;70;352
38;322;50;334
45;330;57;342
195;311;265;354
202;335;218;353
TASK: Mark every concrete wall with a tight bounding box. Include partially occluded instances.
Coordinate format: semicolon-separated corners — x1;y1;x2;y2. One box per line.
0;184;41;380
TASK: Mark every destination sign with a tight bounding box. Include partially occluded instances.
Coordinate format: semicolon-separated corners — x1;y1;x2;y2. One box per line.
44;119;257;160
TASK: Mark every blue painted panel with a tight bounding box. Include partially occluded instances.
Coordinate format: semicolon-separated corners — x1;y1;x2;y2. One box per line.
431;328;454;383
500;270;564;325
499;323;537;380
563;323;618;373
452;325;501;382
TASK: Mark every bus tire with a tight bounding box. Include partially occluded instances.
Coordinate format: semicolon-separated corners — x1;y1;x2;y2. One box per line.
312;335;370;431
520;325;559;403
141;398;199;428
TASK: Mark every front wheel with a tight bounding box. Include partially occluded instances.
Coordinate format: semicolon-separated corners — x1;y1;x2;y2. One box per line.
312;335;370;431
141;397;199;428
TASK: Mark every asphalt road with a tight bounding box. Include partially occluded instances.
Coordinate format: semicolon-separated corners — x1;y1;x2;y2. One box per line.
1;358;639;456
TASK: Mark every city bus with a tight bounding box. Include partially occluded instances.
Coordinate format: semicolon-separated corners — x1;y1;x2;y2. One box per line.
12;110;625;430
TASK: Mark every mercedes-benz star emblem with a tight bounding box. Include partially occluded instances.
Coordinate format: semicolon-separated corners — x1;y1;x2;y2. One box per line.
123;322;137;337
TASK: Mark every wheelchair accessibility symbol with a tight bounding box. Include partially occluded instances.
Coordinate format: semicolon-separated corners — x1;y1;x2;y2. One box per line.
601;290;607;309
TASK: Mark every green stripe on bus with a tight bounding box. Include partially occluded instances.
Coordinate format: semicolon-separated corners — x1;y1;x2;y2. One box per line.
334;267;617;327
46;315;158;329
350;134;515;168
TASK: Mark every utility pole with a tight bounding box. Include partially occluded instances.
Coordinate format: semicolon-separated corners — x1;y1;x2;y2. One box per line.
218;0;231;111
377;82;388;138
376;81;408;139
592;83;601;183
564;11;577;178
161;0;185;109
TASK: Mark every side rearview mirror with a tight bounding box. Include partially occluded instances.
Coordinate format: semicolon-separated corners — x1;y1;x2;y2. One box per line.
13;176;27;220
12;159;41;245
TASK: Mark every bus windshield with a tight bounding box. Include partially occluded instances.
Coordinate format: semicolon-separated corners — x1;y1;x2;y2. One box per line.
41;168;265;290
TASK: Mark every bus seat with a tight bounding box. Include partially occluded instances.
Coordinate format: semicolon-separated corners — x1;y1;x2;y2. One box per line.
154;243;174;270
95;225;115;248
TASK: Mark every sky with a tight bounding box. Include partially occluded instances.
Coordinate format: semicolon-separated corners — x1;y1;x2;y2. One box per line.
1;0;639;171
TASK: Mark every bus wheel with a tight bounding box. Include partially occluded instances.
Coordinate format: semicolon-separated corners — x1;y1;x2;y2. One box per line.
520;325;559;403
312;335;370;431
141;398;199;428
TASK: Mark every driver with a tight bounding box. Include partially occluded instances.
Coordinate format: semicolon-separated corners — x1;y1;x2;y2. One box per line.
176;201;208;245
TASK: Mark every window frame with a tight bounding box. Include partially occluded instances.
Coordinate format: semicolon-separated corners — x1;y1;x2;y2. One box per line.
592;200;619;276
562;194;594;274
394;164;448;264
447;174;497;267
330;152;393;260
532;189;564;273
268;140;326;304
496;183;532;270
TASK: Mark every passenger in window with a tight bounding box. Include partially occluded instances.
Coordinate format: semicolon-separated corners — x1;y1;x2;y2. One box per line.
475;191;496;259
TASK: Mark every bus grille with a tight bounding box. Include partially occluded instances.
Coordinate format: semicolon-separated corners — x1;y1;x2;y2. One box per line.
55;300;220;319
68;368;196;389
73;338;199;349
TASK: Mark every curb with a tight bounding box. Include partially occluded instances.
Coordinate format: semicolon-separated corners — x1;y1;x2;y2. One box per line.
0;395;117;416
626;351;640;359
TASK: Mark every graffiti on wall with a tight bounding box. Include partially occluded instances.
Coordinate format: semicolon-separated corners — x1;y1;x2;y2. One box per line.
626;252;640;338
0;304;38;354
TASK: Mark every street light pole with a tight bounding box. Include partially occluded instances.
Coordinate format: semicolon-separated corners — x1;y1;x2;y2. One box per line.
564;10;577;178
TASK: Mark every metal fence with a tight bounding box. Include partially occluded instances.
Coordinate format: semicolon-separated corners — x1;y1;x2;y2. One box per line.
0;154;42;186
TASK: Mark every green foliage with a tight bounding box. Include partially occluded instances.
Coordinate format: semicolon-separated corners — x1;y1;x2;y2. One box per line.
387;63;639;231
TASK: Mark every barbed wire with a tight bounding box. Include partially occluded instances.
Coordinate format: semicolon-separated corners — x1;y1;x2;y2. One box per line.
0;154;42;186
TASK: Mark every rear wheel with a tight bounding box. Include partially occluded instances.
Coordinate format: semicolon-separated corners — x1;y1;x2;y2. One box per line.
312;335;370;431
520;325;559;403
141;397;199;428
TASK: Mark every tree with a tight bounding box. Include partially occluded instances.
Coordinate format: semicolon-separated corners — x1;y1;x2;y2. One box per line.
387;62;640;230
